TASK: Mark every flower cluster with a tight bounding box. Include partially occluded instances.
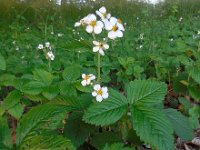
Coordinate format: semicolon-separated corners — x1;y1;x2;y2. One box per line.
76;6;125;102
37;42;55;61
74;6;125;40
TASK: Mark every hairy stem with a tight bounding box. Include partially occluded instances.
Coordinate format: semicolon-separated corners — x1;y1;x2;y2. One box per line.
97;51;101;84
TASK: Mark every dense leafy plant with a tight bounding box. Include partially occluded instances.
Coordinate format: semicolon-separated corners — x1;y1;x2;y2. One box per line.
0;0;200;149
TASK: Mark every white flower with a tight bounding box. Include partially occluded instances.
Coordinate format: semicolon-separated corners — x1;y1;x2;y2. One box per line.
96;6;111;21
105;17;125;40
16;47;19;51
198;30;200;35
93;41;109;56
74;16;90;27
57;33;63;37
85;14;104;34
179;17;183;22
45;42;50;48
81;74;96;86
140;33;144;40
47;51;55;61
38;44;44;50
56;0;61;5
92;84;109;102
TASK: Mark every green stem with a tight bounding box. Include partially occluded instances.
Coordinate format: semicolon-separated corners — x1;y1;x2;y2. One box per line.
97;51;101;84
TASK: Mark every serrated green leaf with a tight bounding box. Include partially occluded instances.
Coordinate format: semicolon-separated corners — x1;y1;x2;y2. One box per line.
62;64;80;81
59;81;77;97
164;108;194;141
189;105;200;129
2;90;21;110
33;69;53;86
0;117;12;149
21;131;75;150
21;81;45;95
64;112;93;147
131;105;174;150
42;85;59;100
126;80;167;105
16;104;74;145
190;67;200;84
91;132;122;150
8;103;24;120
83;89;128;126
102;143;134;150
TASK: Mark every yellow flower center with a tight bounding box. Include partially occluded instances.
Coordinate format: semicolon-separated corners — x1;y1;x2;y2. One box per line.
102;13;107;17
117;19;122;24
84;75;90;80
99;43;104;48
90;20;96;27
97;89;103;96
112;25;118;31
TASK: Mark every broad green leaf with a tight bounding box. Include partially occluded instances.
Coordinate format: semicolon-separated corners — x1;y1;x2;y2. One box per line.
62;64;80;81
2;90;21;110
21;81;45;95
33;69;53;86
0;117;12;149
102;143;134;150
189;105;200;129
91;132;122;150
0;74;16;87
64;112;94;147
190;67;200;84
42;85;59;100
164;108;194;141
0;53;6;70
8;103;24;120
16;104;74;145
20;131;75;150
59;81;77;97
83;89;128;126
188;85;200;102
126;80;167;105
131;105;174;150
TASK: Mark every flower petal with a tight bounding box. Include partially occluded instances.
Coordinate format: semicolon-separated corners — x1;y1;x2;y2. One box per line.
102;87;108;92
104;20;112;30
94;84;101;90
103;43;109;49
89;74;96;80
93;41;100;46
89;14;96;21
117;23;125;31
97;21;104;28
86;25;93;33
102;92;109;99
92;91;97;97
110;17;118;24
99;49;105;56
93;46;99;52
82;74;86;78
94;26;102;34
116;30;123;38
81;80;87;86
96;95;103;102
86;78;91;85
99;6;106;14
108;31;117;39
74;22;81;27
